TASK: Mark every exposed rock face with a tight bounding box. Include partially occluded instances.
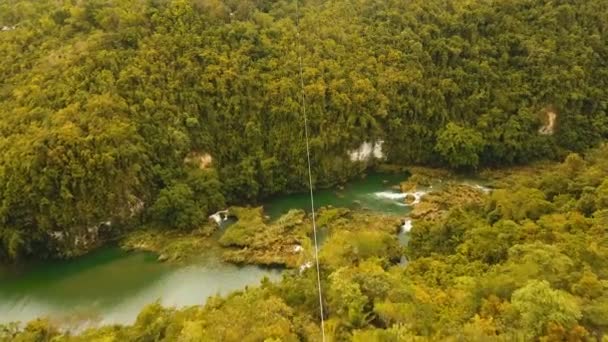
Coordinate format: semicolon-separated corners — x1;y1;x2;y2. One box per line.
539;108;557;135
129;198;145;217
48;221;112;258
349;141;384;162
184;152;213;169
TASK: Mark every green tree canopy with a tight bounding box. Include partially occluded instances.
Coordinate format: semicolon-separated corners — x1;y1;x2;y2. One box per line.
435;123;485;169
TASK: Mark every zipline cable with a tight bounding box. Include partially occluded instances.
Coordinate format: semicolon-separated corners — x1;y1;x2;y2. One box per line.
295;1;326;340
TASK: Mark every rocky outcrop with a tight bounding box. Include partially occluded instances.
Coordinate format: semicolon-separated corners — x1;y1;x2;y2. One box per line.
348;141;384;162
184;152;213;169
48;221;112;258
539;107;557;135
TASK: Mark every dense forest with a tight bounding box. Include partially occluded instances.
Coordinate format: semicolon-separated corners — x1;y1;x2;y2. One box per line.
3;145;608;340
1;0;608;340
1;0;607;260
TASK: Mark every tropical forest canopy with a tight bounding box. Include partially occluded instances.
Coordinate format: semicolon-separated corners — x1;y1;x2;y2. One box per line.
0;0;607;262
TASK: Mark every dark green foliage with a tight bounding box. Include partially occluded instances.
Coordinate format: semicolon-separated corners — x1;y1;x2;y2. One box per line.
435;123;485;169
149;183;206;231
149;169;225;230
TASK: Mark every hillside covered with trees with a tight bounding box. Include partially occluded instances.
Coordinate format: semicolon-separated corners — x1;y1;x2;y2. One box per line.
2;0;608;340
0;0;607;271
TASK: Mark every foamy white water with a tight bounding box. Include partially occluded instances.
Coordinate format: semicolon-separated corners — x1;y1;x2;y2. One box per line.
401;219;413;233
209;210;229;225
374;191;427;205
374;191;407;200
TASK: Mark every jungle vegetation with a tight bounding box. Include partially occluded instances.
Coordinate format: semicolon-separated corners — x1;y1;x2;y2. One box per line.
3;145;608;341
0;0;607;261
2;0;608;340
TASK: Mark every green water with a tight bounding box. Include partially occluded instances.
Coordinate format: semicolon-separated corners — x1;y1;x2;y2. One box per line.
263;172;411;219
0;247;281;328
0;172;412;328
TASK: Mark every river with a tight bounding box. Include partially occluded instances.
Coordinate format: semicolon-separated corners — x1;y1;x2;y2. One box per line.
0;172;412;328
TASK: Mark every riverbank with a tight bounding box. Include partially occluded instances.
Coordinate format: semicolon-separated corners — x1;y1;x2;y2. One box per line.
119;204;407;270
0;168;493;330
120;225;219;263
119;171;416;268
0;170;415;330
8;148;605;340
119;206;311;268
3;167;491;271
